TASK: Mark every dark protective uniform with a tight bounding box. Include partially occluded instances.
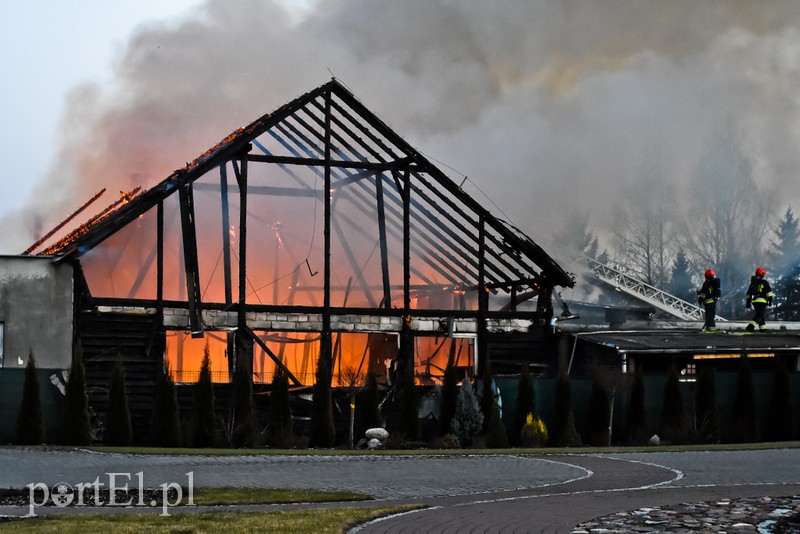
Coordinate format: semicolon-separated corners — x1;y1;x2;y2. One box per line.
698;277;721;330
745;275;773;331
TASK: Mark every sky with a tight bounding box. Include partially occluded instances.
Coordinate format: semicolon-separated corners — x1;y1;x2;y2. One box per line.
3;1;800;259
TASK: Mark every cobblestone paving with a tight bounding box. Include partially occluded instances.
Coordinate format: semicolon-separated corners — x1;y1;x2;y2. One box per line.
0;447;586;498
574;495;800;533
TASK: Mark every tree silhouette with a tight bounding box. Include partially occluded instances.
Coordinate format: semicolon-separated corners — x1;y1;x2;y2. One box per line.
191;342;217;447
104;360;133;446
61;343;92;445
16;351;44;445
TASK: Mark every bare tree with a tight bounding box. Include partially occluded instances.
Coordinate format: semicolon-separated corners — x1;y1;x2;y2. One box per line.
611;170;676;289
681;127;776;317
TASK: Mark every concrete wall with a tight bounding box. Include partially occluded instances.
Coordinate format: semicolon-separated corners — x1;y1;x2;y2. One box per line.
0;256;73;369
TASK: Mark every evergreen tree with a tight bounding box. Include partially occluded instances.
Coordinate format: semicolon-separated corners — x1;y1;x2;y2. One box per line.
625;367;648;444
104;361;133;446
16;351;44;445
586;374;610;446
192;341;217;447
61;343;92;446
479;358;507;448
396;327;420;442
764;358;796;442
355;372;382;439
660;366;684;443
550;369;581;446
670;250;694;302
438;353;459;437
770;207;800;273
231;344;255;448
730;355;759;443
775;262;800;321
450;375;483;447
771;208;800;320
310;350;335;448
268;367;294;448
511;363;535;446
694;366;719;444
150;360;182;447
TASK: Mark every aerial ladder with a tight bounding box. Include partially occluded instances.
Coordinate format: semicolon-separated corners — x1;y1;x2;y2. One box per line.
583;256;726;322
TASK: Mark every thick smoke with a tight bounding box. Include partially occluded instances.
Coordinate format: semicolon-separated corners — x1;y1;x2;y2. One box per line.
5;0;800;257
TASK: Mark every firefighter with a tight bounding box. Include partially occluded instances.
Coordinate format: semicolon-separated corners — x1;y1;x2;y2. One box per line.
745;267;773;332
697;269;721;331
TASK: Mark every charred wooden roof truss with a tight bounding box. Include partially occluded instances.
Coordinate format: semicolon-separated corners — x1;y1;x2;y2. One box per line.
31;79;572;326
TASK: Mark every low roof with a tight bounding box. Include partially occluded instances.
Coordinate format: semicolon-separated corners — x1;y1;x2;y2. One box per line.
572;328;800;354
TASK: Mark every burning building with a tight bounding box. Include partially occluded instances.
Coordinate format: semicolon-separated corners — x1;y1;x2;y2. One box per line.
1;79;574;439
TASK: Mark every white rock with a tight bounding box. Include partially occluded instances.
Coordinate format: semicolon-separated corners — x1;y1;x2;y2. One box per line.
366;427;389;440
648;434;661;446
367;438;381;450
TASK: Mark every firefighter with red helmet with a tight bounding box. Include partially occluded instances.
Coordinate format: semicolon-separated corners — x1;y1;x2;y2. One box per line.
745;267;773;332
698;268;721;331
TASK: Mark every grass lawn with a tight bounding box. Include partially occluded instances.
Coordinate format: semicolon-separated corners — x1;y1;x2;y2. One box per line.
81;440;800;456
0;506;419;533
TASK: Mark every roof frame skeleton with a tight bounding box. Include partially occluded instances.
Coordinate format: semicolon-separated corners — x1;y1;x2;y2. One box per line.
41;80;572;324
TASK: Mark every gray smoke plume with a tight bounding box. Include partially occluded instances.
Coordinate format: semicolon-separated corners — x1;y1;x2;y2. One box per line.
5;0;800;256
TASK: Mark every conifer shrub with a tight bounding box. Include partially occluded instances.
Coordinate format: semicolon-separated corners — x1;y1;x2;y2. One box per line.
764;358;795;442
550;369;581;446
104;361;133;446
61;343;92;445
310;350;335;448
231;344;255;448
511;363;535;447
625;367;648;444
438;356;459;437
694;366;719;444
268;367;294;448
192;342;217;447
396;328;420;442
586;375;610;446
450;375;483;447
730;354;759;443
520;412;548;447
355;372;382;440
150;360;182;447
16;351;44;445
660;366;685;443
479;358;508;448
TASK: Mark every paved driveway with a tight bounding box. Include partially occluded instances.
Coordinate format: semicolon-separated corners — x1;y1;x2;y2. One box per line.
1;447;798;532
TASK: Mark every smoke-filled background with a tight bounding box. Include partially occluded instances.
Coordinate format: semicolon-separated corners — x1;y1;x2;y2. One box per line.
3;0;800;308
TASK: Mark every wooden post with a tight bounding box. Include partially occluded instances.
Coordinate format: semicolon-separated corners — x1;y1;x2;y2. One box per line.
375;172;392;310
178;183;203;337
220;163;233;305
321;89;333;372
477;214;488;374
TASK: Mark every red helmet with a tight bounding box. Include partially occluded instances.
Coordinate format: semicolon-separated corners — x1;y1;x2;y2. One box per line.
705;269;714;278
755;267;766;277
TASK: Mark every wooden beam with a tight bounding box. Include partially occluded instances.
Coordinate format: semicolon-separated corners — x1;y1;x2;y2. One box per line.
194;182;320;198
403;168;411;312
242;326;302;386
219;164;233;305
234;156;248;331
247;153;412;171
156;200;164;316
178;183;203;337
375;172;392;310
322;89;333;369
